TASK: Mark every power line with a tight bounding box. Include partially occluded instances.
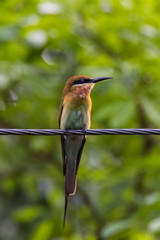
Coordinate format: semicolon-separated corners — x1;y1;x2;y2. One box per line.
0;129;160;135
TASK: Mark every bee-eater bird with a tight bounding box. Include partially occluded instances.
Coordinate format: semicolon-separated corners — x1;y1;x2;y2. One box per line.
59;75;113;226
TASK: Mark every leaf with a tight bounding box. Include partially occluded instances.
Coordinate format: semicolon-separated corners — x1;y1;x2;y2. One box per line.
141;97;160;126
12;206;44;222
31;220;53;240
100;219;133;238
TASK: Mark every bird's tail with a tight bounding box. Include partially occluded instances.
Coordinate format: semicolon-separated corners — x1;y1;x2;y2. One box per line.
63;166;77;227
65;165;77;195
63;194;68;228
63;135;86;227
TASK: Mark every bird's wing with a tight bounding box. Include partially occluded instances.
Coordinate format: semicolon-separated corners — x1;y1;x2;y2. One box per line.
61;135;66;176
58;97;64;128
59;98;66;176
76;135;86;174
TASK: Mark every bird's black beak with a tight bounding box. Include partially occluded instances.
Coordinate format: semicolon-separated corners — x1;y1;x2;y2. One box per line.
92;77;113;83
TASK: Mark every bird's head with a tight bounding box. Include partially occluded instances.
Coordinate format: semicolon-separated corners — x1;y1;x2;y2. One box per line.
63;75;113;96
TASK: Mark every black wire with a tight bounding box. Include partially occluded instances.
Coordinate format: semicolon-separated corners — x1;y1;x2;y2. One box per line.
0;129;160;135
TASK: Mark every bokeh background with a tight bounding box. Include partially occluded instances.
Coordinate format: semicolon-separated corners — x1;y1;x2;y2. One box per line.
0;0;160;239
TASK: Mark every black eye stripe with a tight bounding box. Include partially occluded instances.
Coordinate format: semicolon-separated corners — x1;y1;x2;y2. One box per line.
72;78;91;85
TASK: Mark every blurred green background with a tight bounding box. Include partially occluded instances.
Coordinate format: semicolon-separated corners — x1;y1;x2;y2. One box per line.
0;0;160;239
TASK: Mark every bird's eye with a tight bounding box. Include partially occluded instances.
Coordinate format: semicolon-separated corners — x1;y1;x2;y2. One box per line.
72;78;91;85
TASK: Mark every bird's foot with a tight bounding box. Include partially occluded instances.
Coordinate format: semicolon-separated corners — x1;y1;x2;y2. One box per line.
64;129;69;136
82;128;87;135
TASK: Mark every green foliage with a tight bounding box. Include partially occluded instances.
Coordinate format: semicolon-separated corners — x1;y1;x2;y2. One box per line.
0;0;160;239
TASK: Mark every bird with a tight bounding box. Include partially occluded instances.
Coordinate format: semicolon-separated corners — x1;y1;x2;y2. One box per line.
59;75;113;226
